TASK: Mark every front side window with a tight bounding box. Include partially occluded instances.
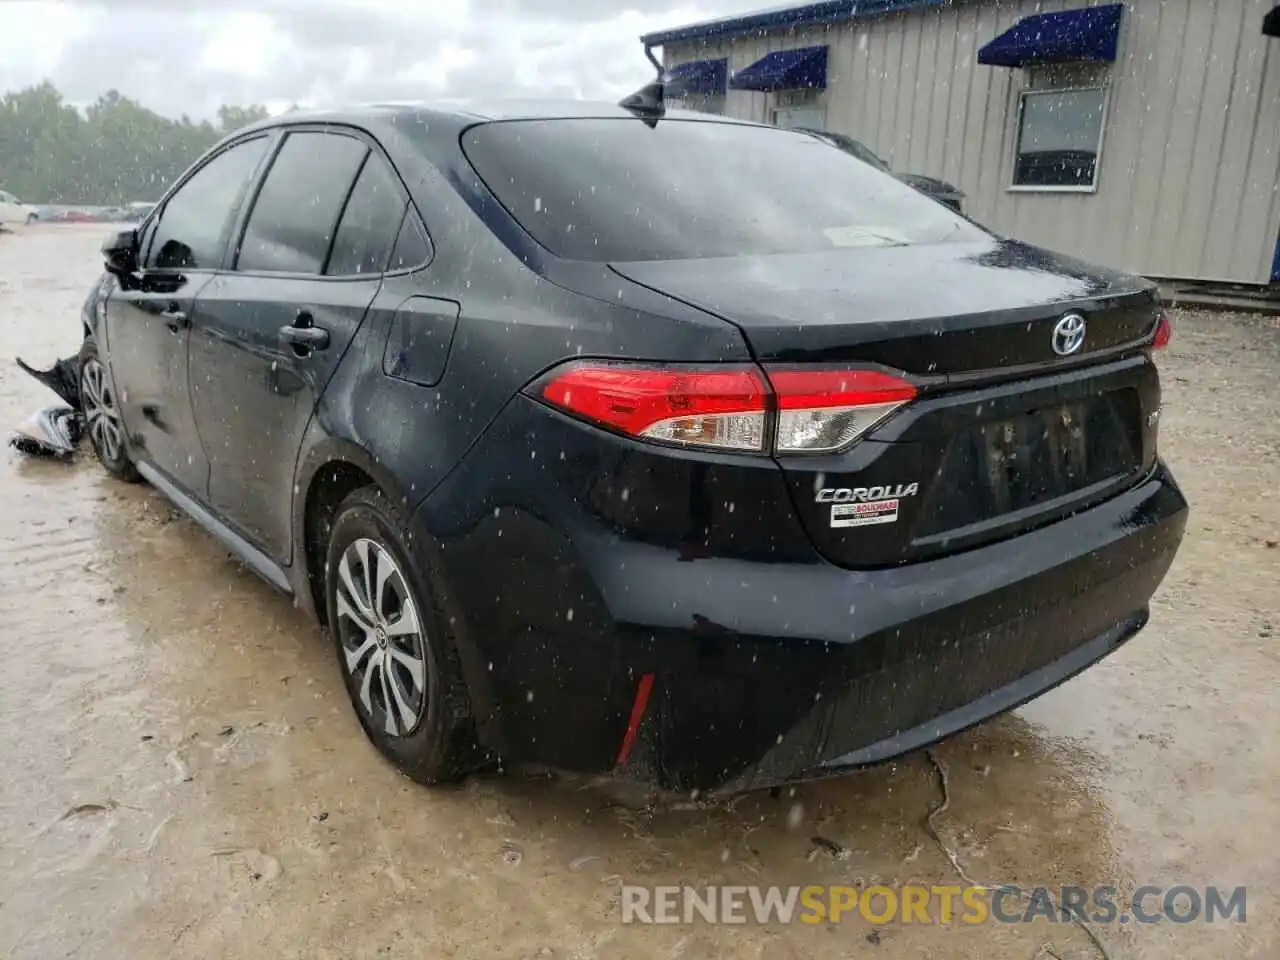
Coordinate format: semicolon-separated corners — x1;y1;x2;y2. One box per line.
147;136;269;270
1012;87;1107;190
458;119;983;262
137;216;158;265
237;131;369;275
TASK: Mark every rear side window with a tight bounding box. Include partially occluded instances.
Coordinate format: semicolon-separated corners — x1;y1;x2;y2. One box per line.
325;154;406;277
387;211;431;271
459;119;984;262
237;131;368;275
148;136;269;270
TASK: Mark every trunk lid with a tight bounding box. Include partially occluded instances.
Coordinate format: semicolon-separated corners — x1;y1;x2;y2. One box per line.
611;239;1159;375
612;240;1163;568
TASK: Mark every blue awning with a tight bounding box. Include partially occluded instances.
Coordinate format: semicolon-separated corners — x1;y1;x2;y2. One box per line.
978;4;1124;69
664;59;728;96
1264;6;1280;37
729;46;828;92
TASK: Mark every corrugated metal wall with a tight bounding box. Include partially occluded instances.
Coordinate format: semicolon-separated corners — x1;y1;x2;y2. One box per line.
664;0;1280;285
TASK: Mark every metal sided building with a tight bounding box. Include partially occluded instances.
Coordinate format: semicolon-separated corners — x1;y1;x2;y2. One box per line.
642;1;1280;287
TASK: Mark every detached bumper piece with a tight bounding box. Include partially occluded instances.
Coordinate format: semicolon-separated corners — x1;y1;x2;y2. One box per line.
17;355;82;410
9;355;84;459
9;405;83;458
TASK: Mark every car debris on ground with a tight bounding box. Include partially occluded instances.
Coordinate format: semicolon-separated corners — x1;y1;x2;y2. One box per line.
8;354;83;458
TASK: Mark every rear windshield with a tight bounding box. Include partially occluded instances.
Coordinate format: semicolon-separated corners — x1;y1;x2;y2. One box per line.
460;118;985;262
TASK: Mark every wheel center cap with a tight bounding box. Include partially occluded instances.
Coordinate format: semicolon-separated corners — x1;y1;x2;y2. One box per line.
374;625;388;649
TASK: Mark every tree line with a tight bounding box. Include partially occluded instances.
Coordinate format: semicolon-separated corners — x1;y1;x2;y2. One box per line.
0;82;271;206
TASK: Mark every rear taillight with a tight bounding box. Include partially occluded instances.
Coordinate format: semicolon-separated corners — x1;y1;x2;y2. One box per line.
538;363;768;452
767;367;917;453
1152;310;1172;350
535;361;917;455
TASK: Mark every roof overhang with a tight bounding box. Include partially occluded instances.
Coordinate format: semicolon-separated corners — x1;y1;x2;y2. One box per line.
978;4;1124;69
641;0;948;49
729;46;828;91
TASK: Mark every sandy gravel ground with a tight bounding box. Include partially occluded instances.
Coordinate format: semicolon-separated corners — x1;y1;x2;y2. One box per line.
0;223;1276;959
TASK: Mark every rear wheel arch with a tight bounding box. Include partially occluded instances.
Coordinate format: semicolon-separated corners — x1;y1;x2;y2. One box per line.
294;438;440;623
295;443;395;627
295;440;501;755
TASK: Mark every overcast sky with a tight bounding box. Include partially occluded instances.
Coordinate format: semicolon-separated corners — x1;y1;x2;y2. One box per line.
0;0;769;120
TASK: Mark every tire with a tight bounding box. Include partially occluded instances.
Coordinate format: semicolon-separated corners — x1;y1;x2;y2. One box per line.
78;337;141;482
325;485;478;783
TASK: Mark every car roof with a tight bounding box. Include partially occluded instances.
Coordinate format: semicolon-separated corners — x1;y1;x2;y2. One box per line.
232;99;757;136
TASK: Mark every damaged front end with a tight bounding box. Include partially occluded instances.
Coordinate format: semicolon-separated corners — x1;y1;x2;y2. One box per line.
8;354;84;458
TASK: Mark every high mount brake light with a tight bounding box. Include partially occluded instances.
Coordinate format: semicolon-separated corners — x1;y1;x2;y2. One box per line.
1152;310;1172;350
536;362;917;455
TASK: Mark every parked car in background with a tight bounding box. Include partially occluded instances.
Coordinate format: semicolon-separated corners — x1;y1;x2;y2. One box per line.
125;200;157;222
46;209;101;223
796;128;966;214
0;190;36;225
80;104;1184;794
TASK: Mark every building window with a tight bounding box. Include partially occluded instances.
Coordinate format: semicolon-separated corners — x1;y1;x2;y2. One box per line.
772;104;826;130
675;93;725;116
1011;86;1107;191
771;89;826;131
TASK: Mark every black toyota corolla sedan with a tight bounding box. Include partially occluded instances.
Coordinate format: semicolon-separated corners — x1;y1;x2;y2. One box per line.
79;101;1186;794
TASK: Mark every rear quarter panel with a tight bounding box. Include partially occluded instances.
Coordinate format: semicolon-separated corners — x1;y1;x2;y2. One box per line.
301;118;749;519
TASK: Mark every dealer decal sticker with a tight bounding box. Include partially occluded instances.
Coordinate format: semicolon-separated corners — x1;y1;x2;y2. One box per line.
831;498;899;528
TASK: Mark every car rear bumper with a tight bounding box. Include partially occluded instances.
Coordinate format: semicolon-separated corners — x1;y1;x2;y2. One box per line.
621;466;1184;794
417;399;1188;794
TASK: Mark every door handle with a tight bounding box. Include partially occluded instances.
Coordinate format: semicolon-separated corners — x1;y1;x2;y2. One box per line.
279;322;330;352
161;304;188;332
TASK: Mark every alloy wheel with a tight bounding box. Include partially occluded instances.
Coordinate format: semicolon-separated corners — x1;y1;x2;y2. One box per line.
81;358;124;464
335;538;429;737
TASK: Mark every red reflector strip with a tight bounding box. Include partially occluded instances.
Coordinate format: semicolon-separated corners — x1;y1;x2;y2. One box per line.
615;672;655;769
539;363;767;439
765;367;917;409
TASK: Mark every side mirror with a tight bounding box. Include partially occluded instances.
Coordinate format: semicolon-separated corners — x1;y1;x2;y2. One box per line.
102;228;138;278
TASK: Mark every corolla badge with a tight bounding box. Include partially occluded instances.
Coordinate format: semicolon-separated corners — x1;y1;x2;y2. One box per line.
1051;313;1087;357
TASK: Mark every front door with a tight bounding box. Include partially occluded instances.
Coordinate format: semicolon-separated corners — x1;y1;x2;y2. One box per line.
104;135;271;494
189;129;409;562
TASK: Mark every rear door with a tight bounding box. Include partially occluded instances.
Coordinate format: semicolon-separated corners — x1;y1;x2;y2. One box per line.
103;135;271;495
189;127;409;562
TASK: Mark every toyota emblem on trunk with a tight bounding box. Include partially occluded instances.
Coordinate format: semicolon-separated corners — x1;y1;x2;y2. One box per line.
1051;313;1087;356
